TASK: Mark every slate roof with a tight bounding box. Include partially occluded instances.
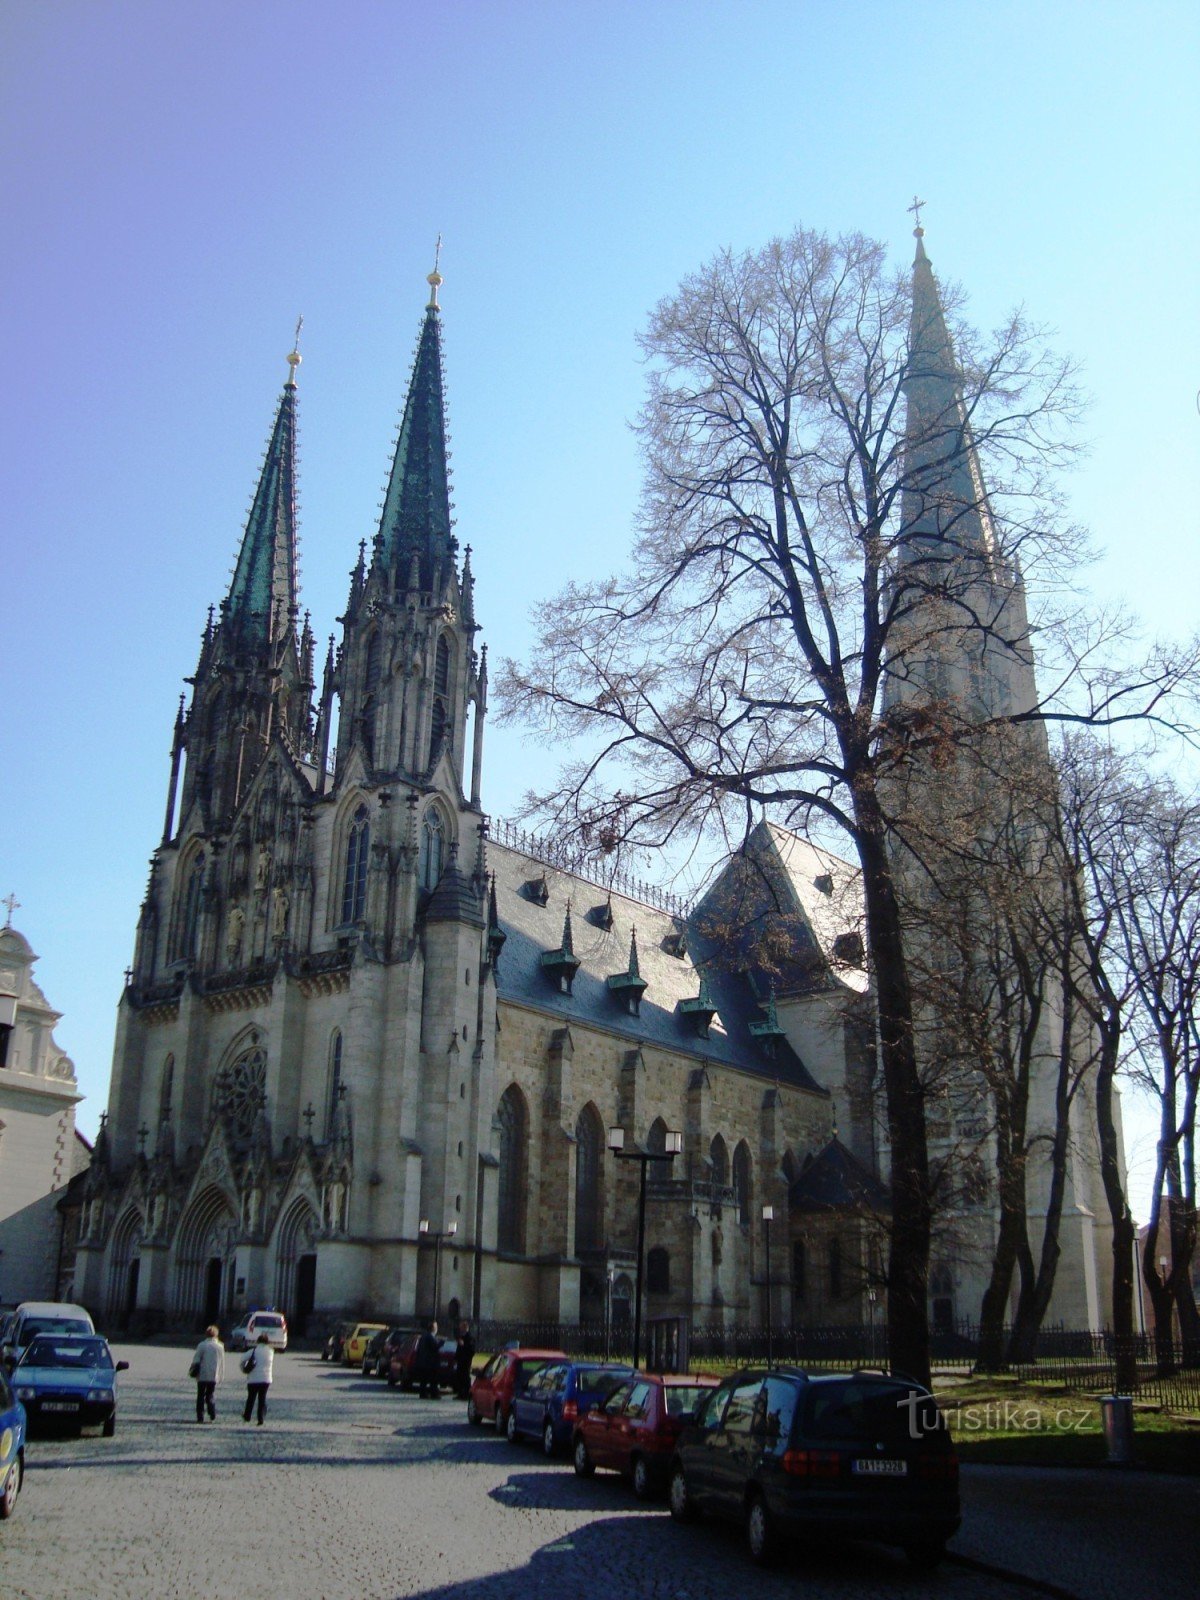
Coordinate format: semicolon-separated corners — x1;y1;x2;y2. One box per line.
789;1136;889;1214
759;824;868;996
488;839;827;1097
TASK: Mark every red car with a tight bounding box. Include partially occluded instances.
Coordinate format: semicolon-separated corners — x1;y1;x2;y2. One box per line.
572;1372;721;1498
466;1347;565;1432
386;1332;459;1391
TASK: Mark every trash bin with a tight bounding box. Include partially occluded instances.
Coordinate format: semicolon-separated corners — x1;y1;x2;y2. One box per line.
1100;1394;1134;1465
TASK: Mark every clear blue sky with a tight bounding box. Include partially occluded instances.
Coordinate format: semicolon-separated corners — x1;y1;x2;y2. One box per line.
2;1;1197;1220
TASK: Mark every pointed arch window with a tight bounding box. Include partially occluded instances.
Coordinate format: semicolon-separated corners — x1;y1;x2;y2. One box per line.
793;1239;807;1299
160;1054;175;1121
181;852;206;959
646;1118;668;1156
341;806;370;924
733;1142;752;1225
574;1104;604;1256
429;635;451;766
362;633;381;764
326;1031;343;1140
418;809;445;892
709;1133;729;1189
646;1246;670;1294
497;1084;529;1255
828;1236;843;1299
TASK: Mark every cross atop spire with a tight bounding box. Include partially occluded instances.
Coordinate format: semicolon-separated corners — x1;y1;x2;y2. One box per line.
1;891;19;927
427;234;443;309
285;315;303;388
907;194;925;236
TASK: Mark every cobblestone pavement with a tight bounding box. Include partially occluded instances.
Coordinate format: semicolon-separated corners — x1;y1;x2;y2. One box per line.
2;1345;1194;1600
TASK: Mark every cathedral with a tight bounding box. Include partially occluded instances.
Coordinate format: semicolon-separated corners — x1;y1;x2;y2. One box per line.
74;242;1114;1338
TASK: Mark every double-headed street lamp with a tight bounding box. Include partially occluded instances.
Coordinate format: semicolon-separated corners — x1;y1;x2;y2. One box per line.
761;1204;774;1367
418;1217;457;1321
608;1125;683;1370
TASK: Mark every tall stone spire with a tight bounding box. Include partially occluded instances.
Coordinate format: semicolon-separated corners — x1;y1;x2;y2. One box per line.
224;338;301;652
900;219;997;568
376;254;454;590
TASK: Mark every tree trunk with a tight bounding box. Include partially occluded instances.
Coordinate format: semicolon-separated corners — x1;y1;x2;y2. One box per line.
1008;976;1076;1363
854;794;932;1389
1095;1028;1138;1391
978;1072;1031;1371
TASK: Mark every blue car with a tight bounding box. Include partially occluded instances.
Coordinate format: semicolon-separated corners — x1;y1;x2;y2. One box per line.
14;1333;128;1437
0;1364;26;1519
507;1360;634;1455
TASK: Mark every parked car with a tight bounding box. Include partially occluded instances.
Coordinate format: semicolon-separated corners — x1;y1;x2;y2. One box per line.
572;1372;720;1496
466;1346;565;1432
13;1333;128;1438
342;1322;388;1367
668;1367;960;1568
386;1330;458;1390
0;1365;26;1519
229;1310;288;1353
2;1302;95;1371
362;1325;421;1377
508;1360;634;1455
322;1320;355;1362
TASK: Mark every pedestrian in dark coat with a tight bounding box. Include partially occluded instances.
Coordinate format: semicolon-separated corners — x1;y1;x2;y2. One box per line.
416;1319;440;1399
455;1320;476;1399
190;1325;225;1422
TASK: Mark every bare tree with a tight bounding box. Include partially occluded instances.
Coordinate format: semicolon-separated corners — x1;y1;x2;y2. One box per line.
499;227;1191;1385
1100;780;1200;1368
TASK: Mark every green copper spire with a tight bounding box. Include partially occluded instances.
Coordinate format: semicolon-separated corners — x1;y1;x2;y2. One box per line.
377;257;454;586
224;338;300;651
900;216;997;566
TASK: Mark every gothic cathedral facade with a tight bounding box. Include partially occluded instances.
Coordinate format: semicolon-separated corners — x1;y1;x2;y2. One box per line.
75;249;1115;1338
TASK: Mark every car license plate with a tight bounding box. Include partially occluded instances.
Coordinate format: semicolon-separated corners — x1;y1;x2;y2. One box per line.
43;1401;80;1413
852;1458;906;1476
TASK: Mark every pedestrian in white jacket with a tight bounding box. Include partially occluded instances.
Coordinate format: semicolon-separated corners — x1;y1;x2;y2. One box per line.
191;1326;225;1423
241;1332;275;1425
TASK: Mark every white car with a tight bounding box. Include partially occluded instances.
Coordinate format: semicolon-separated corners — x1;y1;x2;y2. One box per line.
228;1310;288;1352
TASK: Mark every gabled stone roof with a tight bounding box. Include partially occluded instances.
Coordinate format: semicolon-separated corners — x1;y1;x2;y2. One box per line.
789;1136;889;1213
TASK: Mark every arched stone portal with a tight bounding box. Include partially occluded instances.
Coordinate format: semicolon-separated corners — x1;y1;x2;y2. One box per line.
274;1197;320;1324
174;1185;239;1327
107;1206;144;1328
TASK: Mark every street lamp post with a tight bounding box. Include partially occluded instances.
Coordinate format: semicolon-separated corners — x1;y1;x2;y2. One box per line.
761;1204;774;1367
608;1126;683;1370
418;1217;458;1321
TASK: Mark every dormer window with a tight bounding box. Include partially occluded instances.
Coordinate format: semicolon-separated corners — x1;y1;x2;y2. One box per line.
814;873;833;896
525;875;550;905
832;931;865;967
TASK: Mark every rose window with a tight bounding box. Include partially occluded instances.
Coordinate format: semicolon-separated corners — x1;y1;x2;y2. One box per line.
211;1046;267;1144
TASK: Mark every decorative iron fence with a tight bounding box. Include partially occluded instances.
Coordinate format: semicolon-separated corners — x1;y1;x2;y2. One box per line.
469;1317;1200;1406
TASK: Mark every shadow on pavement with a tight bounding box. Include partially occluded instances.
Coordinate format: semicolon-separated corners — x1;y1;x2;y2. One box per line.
383;1513;948;1600
488;1469;662;1514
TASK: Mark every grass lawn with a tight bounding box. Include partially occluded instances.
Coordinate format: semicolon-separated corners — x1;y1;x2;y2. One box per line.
932;1375;1200;1473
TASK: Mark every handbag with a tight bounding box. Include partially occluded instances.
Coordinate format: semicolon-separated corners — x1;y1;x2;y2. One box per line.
188;1360;200;1379
242;1351;256;1374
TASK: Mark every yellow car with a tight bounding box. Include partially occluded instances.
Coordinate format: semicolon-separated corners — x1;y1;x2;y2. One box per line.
342;1323;387;1366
